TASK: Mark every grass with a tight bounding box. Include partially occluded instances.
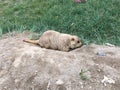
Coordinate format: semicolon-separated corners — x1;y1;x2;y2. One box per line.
79;69;91;80
79;69;89;80
0;0;120;45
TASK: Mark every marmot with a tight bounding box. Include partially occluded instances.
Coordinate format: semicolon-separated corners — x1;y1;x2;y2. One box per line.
23;30;83;51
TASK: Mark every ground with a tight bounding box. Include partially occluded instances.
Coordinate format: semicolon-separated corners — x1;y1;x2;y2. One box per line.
0;31;120;90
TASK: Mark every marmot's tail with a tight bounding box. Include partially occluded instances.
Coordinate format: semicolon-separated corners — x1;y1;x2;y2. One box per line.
23;39;39;45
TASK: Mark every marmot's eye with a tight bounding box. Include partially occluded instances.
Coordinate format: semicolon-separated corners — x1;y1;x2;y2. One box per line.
77;41;80;43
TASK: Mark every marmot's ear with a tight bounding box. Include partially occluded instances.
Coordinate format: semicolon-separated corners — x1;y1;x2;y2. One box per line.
71;38;75;41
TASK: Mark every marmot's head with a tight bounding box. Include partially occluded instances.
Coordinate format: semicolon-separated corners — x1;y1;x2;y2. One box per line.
70;36;83;49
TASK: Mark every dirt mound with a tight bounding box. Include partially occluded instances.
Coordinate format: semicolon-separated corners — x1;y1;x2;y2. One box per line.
0;32;120;90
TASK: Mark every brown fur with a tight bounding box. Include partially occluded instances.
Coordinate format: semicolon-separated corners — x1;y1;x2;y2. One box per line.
23;30;83;51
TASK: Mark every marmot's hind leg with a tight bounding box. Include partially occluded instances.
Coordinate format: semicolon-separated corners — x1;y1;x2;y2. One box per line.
62;46;70;52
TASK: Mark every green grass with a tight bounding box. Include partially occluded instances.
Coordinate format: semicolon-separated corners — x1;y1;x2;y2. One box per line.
0;0;120;45
79;69;90;80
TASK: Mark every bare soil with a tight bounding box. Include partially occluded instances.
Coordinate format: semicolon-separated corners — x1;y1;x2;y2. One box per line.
0;31;120;90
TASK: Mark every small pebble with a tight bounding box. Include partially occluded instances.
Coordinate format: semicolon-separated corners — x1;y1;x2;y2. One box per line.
97;51;106;56
101;76;115;86
56;79;64;85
